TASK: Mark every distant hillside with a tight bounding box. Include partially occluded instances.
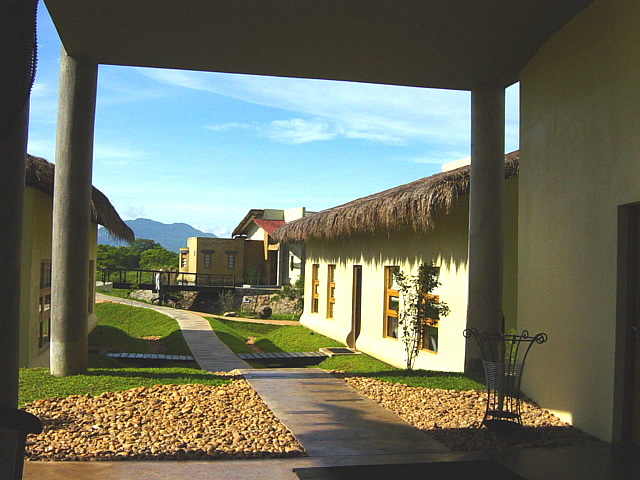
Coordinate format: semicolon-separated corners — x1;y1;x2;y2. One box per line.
98;218;216;252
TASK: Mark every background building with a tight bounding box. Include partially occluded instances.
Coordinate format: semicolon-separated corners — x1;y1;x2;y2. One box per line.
21;155;133;367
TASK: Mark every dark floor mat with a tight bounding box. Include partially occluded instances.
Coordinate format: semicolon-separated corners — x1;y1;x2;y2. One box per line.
293;460;526;480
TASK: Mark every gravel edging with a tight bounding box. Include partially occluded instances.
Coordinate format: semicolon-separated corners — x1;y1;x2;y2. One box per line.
336;373;602;452
24;379;304;461
23;372;602;461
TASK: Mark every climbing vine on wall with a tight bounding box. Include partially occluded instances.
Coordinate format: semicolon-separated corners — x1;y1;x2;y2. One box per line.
394;263;450;370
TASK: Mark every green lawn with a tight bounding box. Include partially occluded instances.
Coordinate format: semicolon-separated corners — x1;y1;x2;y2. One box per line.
269;313;300;321
95;286;135;300
20;303;481;407
19;367;229;407
90;302;191;355
207;317;343;354
207;316;483;389
20;302;226;406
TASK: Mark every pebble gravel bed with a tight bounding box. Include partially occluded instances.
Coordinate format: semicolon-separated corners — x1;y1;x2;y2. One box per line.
24;379;304;461
23;372;600;461
339;374;600;451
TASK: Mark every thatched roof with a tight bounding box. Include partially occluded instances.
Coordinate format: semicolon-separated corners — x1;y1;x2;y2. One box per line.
26;154;135;243
273;150;519;243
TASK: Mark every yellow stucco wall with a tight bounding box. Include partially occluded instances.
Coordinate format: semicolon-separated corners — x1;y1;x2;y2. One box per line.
19;187;99;368
19;188;53;368
301;178;518;371
182;237;270;284
519;0;640;441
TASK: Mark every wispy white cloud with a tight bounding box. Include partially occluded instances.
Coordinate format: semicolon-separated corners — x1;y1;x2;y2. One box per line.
97;66;176;105
31;81;54;98
139;68;472;147
259;118;336;144
122;203;146;219
205;122;251;132
406;152;468;165
192;223;230;237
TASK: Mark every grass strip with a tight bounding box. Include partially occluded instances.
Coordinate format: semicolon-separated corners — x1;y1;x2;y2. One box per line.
207;317;482;390
90;302;191;355
207;317;343;354
95;287;133;300
19;367;230;407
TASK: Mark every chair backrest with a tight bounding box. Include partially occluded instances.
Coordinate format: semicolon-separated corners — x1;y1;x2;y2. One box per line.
0;407;42;480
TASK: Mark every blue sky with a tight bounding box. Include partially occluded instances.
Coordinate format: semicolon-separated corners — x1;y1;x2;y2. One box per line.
28;2;519;237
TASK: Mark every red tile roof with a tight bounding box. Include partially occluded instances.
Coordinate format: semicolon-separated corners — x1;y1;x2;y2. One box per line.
253;219;285;235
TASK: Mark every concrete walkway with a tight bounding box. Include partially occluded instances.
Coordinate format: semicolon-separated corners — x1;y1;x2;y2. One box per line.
95;293;249;372
241;368;449;457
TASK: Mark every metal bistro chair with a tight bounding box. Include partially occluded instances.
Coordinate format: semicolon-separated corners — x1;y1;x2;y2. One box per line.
0;407;42;479
463;328;548;433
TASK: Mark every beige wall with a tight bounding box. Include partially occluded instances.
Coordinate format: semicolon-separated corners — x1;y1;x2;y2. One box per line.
19;188;53;368
518;0;640;441
301;179;518;371
19;187;99;368
181;237;270;284
244;239;270;284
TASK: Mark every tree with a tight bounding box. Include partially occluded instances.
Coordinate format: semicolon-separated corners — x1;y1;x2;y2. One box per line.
139;246;179;270
96;244;138;270
394;263;450;370
96;244;121;270
129;238;161;255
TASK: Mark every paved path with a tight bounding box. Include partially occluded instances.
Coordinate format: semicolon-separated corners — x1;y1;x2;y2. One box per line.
241;368;449;457
96;293;249;372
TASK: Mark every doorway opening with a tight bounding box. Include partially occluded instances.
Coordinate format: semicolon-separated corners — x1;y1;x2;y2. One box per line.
348;265;362;348
616;203;640;446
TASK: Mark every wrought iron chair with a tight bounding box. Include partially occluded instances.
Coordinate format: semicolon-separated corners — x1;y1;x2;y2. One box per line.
463;328;547;432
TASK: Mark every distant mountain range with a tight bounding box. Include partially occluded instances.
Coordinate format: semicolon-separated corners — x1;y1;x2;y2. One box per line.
98;218;217;252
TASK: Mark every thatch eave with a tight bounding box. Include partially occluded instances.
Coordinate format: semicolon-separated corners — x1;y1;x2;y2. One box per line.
272;150;519;243
25;154;134;243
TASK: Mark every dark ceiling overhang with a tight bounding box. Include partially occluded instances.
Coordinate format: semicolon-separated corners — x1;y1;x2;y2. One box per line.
44;0;593;90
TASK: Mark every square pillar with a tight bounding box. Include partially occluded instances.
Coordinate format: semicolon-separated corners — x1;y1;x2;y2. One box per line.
0;104;29;407
51;46;98;376
0;0;38;407
466;87;506;373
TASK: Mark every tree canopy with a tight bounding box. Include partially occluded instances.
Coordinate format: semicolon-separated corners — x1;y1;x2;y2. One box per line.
97;239;177;271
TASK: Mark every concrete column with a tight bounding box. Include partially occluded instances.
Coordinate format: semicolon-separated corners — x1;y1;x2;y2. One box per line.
50;46;98;376
465;87;505;372
0;103;28;407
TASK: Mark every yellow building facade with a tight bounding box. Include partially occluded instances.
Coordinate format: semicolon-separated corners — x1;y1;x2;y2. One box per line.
19;155;132;368
180;207;308;286
277;158;519;372
518;0;640;443
179;237;265;285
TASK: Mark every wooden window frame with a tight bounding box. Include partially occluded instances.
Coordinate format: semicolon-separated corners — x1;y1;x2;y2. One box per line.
419;265;441;353
39;261;52;349
88;259;95;314
311;264;319;313
419;293;440;353
383;266;400;339
326;264;336;319
227;253;236;269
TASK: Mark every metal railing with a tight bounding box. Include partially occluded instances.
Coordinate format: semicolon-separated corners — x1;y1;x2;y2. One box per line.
99;268;236;289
